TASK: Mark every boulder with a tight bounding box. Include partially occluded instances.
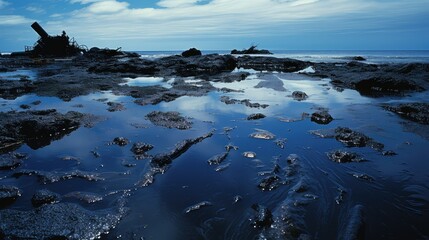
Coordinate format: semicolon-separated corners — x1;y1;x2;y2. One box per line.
181;48;202;57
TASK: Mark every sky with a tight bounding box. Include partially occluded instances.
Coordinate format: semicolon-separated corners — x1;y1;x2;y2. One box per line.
0;0;428;51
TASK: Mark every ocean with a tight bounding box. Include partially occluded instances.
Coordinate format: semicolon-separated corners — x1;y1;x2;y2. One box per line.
137;50;429;64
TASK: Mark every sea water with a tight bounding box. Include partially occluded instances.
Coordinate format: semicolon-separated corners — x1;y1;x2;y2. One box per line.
0;51;428;239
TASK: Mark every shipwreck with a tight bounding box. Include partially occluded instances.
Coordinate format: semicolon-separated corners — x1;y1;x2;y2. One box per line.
15;22;87;57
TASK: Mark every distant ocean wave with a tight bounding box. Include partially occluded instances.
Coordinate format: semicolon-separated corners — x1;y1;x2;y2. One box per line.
136;50;429;64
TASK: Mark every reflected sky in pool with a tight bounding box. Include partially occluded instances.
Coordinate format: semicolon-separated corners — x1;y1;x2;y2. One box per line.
0;69;38;81
1;71;428;239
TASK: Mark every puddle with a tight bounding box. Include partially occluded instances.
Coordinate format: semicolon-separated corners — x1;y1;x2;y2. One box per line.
0;71;428;239
119;76;171;88
0;69;38;81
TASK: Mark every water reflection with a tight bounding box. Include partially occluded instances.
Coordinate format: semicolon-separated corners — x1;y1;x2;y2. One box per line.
0;69;37;81
0;70;428;239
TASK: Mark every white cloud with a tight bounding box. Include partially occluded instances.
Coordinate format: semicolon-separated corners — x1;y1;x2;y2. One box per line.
43;0;429;49
157;0;201;8
0;0;10;8
0;15;34;25
70;0;109;4
86;0;129;13
26;6;46;14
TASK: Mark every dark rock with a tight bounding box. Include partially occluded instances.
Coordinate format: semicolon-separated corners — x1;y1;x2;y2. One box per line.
150;131;213;170
0;110;88;152
32;100;42;105
352;173;374;182
292;91;308;101
31;189;60;207
184;201;213;213
231;45;272;55
311;110;333;124
13;169;104;184
131;142;154;155
81;47;140;61
113;137;129;146
64;191;103;204
107;102;125;112
0;203;122;239
207;152;229;165
250;129;276;140
247;113;266;120
20;104;31;109
251;204;273;229
382;150;397;156
334;127;384;150
146;111;192;130
0;185;21;205
327;150;364;163
211;72;250;83
312;62;429;97
220;96;269;108
274;138;287;149
181;48;202;57
0;79;36;100
352;56;366;61
383;103;429;125
258;175;281;191
0;152;26;170
214;163;231;172
237;55;308;72
354;76;423;96
233;195;243;204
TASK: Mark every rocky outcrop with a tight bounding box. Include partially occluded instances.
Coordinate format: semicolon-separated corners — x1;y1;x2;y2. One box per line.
181;48;202;57
383;102;429;125
237;55;308;72
310;62;429;97
0;185;21;205
0;110;91;152
31;189;61;207
0;203;122;239
146;111;193;130
231;45;272;55
311;110;333;124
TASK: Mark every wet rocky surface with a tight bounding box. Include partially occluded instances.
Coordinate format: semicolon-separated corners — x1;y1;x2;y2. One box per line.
0;185;21;205
311;110;333;124
311;127;385;151
31;189;61;207
184;201;213;213
1;52;429;239
0;152;27;170
327;150;364;163
291;91;309;101
146;111;193;130
309;61;429;96
247;113;266;120
0;203;123;239
383;102;429;125
0;109;97;153
220;96;269;108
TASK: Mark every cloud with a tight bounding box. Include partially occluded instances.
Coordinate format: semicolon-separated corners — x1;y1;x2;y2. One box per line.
0;15;34;25
157;0;201;8
0;0;9;9
86;0;129;13
70;0;109;4
26;6;46;14
44;0;429;48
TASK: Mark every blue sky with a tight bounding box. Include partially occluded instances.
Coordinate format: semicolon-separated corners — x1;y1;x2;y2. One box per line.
0;0;428;51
